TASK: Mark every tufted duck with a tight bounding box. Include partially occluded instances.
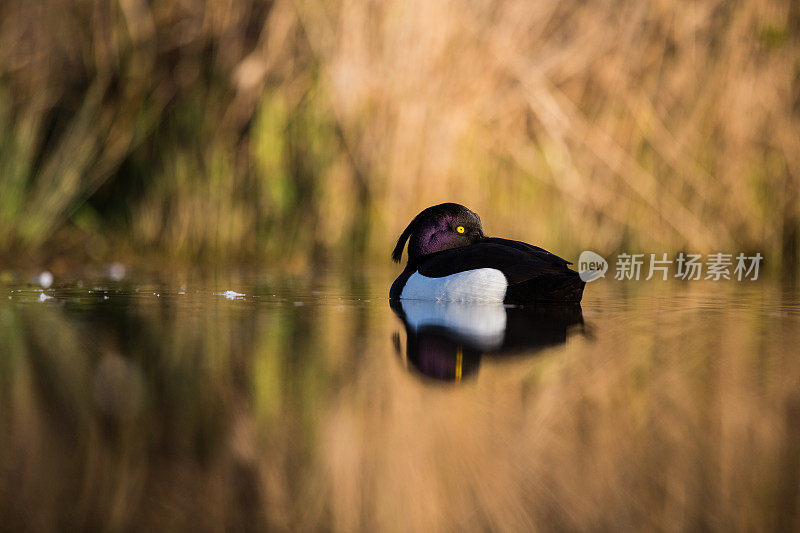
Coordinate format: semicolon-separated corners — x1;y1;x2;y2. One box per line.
389;203;585;303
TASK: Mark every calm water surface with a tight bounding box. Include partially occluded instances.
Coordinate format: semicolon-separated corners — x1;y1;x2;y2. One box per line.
1;268;799;531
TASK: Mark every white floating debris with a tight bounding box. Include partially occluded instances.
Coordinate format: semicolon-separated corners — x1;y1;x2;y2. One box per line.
219;290;246;300
108;262;127;281
293;301;303;307
38;293;53;302
38;271;53;288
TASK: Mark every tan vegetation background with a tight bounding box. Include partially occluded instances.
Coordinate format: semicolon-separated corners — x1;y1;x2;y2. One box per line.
1;0;798;275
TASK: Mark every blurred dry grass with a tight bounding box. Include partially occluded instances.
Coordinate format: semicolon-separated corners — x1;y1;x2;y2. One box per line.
1;280;799;530
0;0;798;275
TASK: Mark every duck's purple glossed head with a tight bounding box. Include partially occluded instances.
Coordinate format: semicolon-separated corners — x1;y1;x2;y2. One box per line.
392;203;485;263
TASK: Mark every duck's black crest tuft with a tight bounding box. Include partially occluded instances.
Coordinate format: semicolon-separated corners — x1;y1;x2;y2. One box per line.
392;219;415;263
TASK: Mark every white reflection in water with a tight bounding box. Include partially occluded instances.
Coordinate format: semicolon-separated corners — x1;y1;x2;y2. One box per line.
392;299;584;382
400;300;507;351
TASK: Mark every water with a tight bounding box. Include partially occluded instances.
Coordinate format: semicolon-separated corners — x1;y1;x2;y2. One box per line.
1;269;799;531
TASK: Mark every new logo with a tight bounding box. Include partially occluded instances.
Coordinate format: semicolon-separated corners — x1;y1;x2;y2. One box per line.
578;250;608;282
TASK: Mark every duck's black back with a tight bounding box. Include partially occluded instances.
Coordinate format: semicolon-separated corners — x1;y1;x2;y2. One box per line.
409;238;584;303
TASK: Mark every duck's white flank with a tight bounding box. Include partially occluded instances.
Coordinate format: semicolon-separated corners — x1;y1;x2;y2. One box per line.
400;268;507;302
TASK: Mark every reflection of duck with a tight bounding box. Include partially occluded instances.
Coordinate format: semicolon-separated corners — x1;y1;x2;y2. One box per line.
390;203;584;303
391;299;584;382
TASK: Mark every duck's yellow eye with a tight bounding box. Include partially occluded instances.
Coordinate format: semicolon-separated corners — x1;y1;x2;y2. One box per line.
456;226;465;234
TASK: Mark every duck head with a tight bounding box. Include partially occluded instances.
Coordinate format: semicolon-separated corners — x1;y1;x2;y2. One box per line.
392;203;485;263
